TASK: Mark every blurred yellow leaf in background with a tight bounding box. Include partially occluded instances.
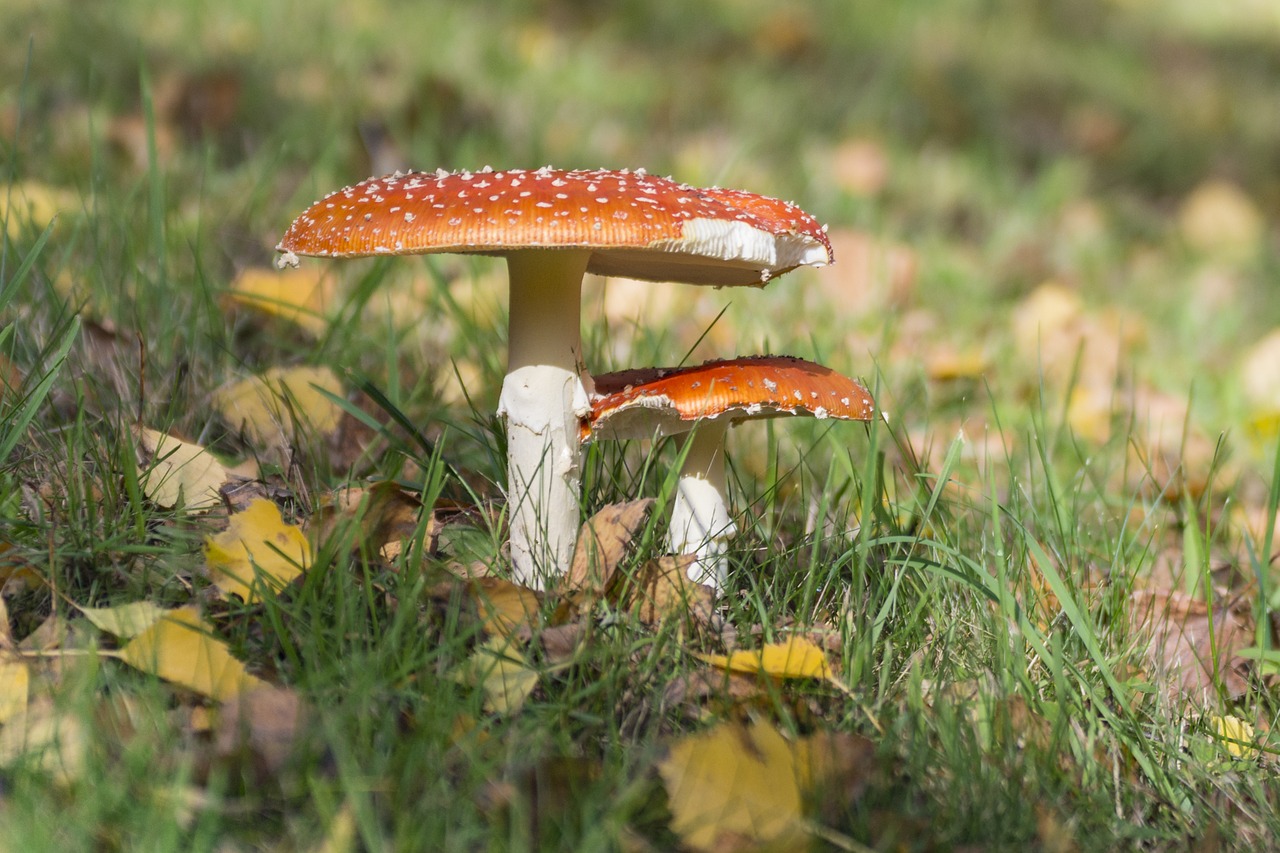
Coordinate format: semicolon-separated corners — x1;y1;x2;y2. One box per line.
213;366;344;458
1177;179;1263;260
2;181;79;240
224;266;336;337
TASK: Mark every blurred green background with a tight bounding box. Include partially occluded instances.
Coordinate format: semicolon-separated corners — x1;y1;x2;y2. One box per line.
3;0;1279;467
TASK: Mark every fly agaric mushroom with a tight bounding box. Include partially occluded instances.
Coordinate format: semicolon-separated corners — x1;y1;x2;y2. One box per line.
584;356;874;589
276;167;833;587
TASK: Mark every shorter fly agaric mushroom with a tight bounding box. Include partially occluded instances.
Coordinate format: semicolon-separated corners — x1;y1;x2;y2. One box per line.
276;167;833;587
583;355;875;589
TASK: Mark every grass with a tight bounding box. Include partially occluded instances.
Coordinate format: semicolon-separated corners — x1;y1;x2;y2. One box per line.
2;0;1280;849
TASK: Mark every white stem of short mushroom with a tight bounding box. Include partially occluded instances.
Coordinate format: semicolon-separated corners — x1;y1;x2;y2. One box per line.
667;419;736;589
499;250;591;588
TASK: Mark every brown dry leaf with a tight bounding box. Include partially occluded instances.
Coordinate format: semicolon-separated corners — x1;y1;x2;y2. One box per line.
223;266;337;337
1177;179;1263;259
1124;389;1221;502
309;482;431;560
662;668;767;719
534;622;587;666
79;600;169;639
658;722;871;852
828;137;890;197
2;181;80;240
106;112;177;171
698;636;840;684
134;426;229;510
625;555;714;626
817;228;917;316
204;498;311;603
0;352;24;397
214;684;307;776
213;365;344;460
567;498;653;594
114;606;265;701
0;657;29;725
1126;588;1253;704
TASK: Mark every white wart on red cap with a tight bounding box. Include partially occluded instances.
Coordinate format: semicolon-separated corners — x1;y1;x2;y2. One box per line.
277;167;832;286
585;355;875;441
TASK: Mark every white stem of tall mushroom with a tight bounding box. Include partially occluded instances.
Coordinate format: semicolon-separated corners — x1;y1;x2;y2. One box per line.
667;419;736;588
498;250;592;587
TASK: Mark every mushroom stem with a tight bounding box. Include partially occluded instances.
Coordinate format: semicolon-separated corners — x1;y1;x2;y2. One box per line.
499;250;591;587
667;419;736;588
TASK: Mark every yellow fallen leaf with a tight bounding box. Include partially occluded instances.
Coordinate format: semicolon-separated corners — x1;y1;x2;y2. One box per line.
1066;384;1114;445
1206;714;1258;760
0;542;41;593
658;722;811;851
463;637;539;714
1178;179;1263;259
0;697;89;785
79;600;170;639
2;181;80;240
698;636;838;682
470;577;541;642
213;365;344;457
1240;328;1280;422
0;658;30;725
205;498;311;602
223;266;336;337
135;426;229;510
114;606;264;701
925;344;988;382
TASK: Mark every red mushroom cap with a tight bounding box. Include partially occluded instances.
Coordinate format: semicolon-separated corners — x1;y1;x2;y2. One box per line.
277;167;832;287
584;355;875;441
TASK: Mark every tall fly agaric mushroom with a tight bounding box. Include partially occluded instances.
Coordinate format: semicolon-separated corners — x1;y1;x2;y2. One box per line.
276;167;833;586
584;356;875;589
